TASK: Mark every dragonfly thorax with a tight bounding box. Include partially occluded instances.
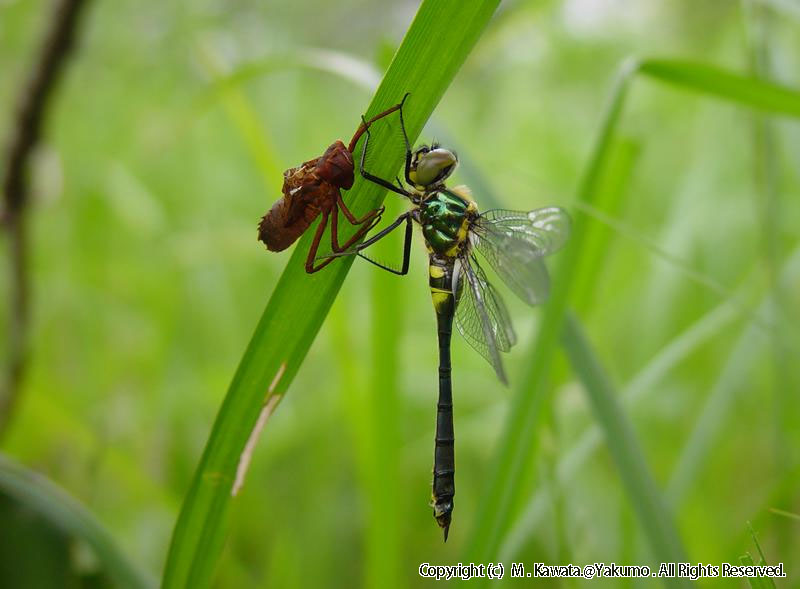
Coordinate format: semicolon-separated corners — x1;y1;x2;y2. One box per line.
419;190;477;256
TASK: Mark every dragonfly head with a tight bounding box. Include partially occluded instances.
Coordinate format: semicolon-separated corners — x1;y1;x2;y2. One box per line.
410;144;458;189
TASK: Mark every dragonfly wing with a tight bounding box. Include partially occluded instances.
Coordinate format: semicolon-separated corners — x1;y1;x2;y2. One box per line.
473;207;570;306
454;255;516;384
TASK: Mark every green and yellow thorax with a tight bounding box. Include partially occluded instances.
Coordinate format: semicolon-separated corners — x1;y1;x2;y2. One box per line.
417;187;478;258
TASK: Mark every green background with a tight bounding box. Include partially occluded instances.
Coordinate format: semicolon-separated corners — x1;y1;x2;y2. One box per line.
1;0;798;587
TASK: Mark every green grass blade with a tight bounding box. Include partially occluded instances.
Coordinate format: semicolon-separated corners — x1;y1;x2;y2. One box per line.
665;245;800;506
161;2;500;587
739;554;769;589
748;522;771;567
770;508;800;522
571;136;640;312
639;59;800;117
500;298;740;559
666;250;800;506
740;523;778;589
0;452;156;589
561;315;691;587
573;201;747;307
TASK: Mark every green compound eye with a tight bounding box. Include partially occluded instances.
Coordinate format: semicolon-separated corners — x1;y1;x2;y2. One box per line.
413;148;458;187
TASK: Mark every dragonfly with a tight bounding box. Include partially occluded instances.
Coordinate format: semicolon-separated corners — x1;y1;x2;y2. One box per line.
257;100;405;273
328;96;571;539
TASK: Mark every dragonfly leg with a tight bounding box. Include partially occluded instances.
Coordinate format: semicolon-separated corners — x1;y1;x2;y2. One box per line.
348;212;410;253
359;119;412;198
305;209;332;274
356;212;413;276
396;96;416;188
398;92;412;154
317;211;412;276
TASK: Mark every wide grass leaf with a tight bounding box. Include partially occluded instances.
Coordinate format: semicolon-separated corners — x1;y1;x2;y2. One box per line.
0;452;155;589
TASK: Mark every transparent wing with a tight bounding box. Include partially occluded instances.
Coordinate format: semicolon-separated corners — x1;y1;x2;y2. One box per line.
472;207;571;306
454;255;517;384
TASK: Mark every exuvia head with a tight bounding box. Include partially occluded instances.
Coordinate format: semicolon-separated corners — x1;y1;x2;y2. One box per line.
409;143;458;189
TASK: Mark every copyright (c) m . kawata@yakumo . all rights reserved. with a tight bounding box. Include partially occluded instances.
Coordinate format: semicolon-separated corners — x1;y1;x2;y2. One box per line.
418;561;787;580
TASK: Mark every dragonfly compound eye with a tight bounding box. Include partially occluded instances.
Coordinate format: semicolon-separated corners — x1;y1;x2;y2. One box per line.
412;148;458;187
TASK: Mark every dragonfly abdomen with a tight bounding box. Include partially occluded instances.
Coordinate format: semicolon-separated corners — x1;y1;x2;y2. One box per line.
428;256;455;314
429;255;456;540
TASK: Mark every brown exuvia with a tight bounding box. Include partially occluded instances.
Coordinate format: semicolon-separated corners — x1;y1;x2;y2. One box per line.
258;99;406;273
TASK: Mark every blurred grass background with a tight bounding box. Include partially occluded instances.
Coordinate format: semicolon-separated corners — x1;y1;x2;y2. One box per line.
1;0;799;587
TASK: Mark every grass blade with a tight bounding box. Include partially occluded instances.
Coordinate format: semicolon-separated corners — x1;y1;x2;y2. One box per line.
770;508;800;522
639;59;800;117
561;315;691;587
0;452;155;589
162;2;500;587
500;298;740;559
666;249;800;506
740;523;778;589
